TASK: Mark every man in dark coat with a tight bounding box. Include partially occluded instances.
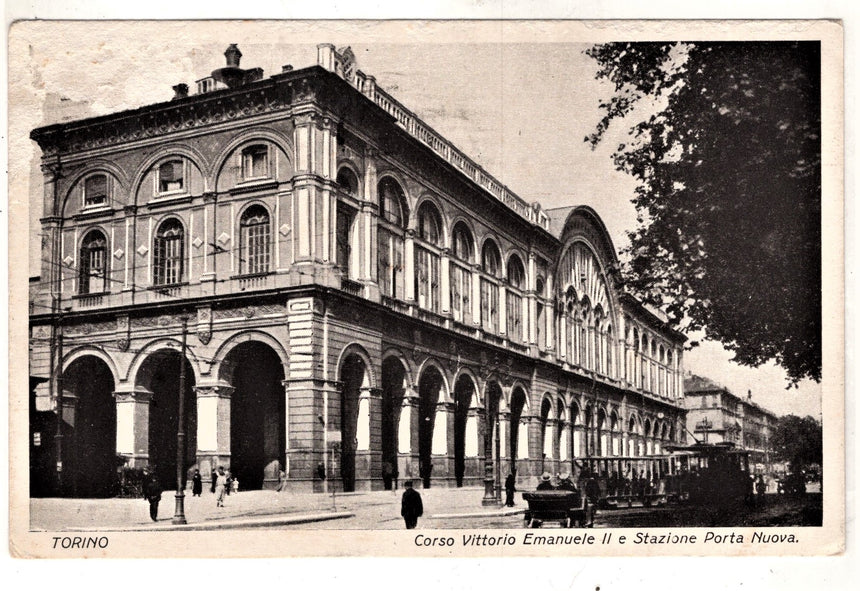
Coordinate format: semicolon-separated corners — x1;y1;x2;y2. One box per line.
504;473;517;507
192;469;203;497
400;480;423;529
144;473;163;522
536;472;555;490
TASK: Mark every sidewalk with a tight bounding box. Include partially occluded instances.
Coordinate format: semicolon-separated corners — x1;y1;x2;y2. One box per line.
30;486;522;531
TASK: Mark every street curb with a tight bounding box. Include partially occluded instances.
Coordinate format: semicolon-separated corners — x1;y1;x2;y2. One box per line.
60;511;355;532
429;508;525;520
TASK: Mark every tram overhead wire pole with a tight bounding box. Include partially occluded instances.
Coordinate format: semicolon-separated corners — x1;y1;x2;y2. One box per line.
172;314;190;525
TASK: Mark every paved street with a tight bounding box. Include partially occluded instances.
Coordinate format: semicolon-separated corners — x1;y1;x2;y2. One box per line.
30;486;523;531
30;485;822;532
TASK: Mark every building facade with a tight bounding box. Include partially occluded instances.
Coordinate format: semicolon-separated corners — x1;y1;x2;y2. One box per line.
29;44;687;497
683;375;778;471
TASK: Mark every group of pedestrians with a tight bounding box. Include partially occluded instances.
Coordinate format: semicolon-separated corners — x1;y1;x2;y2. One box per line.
143;465;242;521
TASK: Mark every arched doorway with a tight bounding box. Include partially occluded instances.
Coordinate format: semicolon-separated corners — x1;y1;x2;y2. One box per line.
136;350;197;491
381;356;407;490
60;355;117;497
339;353;368;492
222;341;285;490
453;374;476;487
418;365;445;488
540;398;552;468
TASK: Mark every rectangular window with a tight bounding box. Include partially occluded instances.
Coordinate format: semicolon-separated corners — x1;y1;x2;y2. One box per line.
245;223;270;275
243;146;269;179
156;235;183;285
84;175;107;207
507;291;523;343
480;278;499;334
378;229;404;300
415;246;440;314
336;205;353;278
450;264;472;325
158;160;184;193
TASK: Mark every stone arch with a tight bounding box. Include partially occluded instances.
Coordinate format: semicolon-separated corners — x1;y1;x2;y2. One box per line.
380;353;410;489
335;159;363;198
376;172;411;226
508;384;529;471
413;357;449;402
61;345;121;386
61;161;129;215
414;194;450;246
449;216;478;261
417;362;448;487
127;337;203;386
453;371;479;486
210;128;293;185
57;353;118;497
130;144;209;203
335;342;377;389
212;330;288;383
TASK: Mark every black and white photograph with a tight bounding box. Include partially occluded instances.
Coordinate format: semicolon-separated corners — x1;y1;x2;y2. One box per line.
7;19;843;560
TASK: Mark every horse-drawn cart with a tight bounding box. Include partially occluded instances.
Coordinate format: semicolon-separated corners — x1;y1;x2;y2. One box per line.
522;490;587;528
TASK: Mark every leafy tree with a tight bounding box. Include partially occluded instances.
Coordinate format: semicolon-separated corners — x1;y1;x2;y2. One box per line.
586;42;821;384
771;414;822;470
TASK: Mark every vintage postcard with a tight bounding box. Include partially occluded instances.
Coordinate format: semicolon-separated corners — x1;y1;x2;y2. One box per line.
7;19;844;559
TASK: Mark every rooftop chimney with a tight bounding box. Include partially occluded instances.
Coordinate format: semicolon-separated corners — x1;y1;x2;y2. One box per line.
747;389;752;400
282;64;294;73
172;83;189;100
224;44;242;68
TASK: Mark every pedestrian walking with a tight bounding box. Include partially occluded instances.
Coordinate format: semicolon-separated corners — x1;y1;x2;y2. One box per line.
504;473;517;507
211;468;217;494
192;469;203;497
215;466;228;507
224;469;233;495
583;470;600;527
276;469;288;492
144;472;163;522
382;460;394;491
400;480;423;529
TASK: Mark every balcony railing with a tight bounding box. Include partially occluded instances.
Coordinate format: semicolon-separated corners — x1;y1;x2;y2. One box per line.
340;278;364;297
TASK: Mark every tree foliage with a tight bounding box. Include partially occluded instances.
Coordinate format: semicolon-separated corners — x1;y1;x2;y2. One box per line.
586;42;821;384
771;414;822;469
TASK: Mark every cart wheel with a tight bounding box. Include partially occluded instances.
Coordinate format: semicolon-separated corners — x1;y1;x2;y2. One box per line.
529;518;541;528
563;517;572;528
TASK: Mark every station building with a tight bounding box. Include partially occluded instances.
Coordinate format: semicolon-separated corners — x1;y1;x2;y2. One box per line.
29;44;687;496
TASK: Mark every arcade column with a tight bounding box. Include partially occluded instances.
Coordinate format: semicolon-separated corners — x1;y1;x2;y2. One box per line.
113;388;151;469
194;382;233;478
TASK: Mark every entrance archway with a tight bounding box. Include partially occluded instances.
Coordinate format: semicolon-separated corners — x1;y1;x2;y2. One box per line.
484;381;503;478
222;341;285;490
61;355;117;497
381;356;407;490
453;374;476;487
339;354;368;492
418;365;445;488
136;350;197;491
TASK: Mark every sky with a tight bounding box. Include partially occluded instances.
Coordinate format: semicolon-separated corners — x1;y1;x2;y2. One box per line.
9;20;824;419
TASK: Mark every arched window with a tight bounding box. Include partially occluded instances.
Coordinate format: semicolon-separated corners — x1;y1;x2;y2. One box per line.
377;178;407;299
337;167;359;196
416;201;442;245
154;218;184;285
378;177;406;227
481;240;501;277
480;240;502;334
451;222;473;261
83;174;108;208
414;201;442;313
506;254;526;343
240;205;271;275
241;144;269;180
79;230;107;294
606;324;614;378
450;222;474;325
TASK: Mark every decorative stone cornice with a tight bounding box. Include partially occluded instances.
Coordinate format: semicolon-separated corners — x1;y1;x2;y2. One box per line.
30;68;330;159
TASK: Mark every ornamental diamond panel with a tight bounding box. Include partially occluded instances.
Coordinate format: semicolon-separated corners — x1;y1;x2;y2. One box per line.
217;232;231;245
63;255;74;266
192;237;203;249
279;224;291;236
113;248;125;260
137;245;149;256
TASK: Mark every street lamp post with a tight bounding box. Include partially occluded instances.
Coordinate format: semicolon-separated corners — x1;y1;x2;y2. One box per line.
172;316;189;525
494;409;501;503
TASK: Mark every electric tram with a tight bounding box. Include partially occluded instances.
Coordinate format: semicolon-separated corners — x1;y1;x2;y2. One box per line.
578;442;753;508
